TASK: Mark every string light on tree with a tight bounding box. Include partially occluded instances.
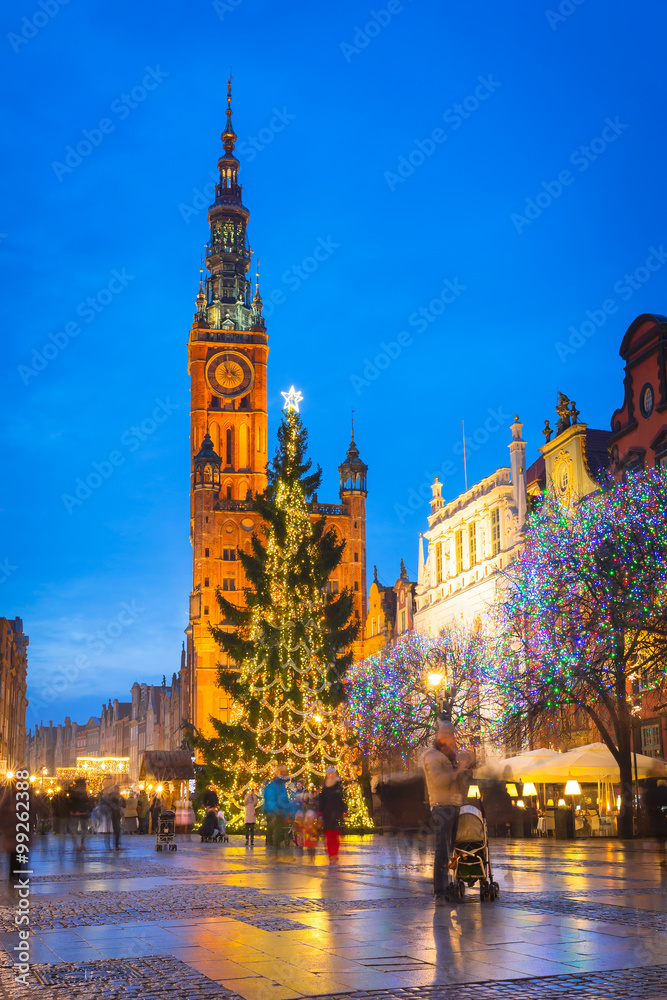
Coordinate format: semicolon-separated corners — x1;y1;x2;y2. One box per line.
191;407;371;828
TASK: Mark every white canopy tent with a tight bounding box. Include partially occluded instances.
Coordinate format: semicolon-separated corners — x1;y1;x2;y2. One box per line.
473;748;558;782
514;742;667;783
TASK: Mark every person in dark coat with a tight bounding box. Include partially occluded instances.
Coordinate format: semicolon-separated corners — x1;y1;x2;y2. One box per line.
101;783;124;850
202;787;219;809
149;795;162;834
319;767;346;863
68;778;91;852
199;808;220;841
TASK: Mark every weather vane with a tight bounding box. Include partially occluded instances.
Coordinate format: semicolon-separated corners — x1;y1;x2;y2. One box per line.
281;386;303;412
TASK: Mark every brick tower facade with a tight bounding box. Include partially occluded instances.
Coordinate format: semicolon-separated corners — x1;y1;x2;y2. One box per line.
187;84;367;738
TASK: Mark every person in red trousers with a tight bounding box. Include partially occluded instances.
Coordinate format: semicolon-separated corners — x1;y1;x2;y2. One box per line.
319;767;346;863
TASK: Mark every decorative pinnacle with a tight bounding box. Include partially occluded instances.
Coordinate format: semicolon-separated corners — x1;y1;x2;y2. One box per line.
221;75;237;155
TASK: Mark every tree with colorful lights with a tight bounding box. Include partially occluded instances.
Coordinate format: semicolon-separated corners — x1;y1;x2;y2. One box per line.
344;623;493;772
495;469;667;838
192;405;372;828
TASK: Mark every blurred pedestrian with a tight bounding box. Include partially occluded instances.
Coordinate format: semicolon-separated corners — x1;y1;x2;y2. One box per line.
423;720;474;905
264;764;292;857
149;793;162;834
319;767;346;864
101;783;124;850
137;789;149;834
68;778;91;853
244;787;258;846
304;794;320;860
123;789;138;834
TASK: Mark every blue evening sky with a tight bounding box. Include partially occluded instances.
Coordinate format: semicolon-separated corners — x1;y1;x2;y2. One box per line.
2;0;666;726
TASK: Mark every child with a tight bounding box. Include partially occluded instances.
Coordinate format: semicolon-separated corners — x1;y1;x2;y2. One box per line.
294;809;305;854
217;807;227;840
303;795;320;860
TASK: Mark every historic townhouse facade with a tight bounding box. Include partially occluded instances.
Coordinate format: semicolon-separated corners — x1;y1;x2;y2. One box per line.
414;418;528;634
0;617;28;772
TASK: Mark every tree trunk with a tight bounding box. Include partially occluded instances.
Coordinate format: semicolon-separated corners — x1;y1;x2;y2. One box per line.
617;725;635;839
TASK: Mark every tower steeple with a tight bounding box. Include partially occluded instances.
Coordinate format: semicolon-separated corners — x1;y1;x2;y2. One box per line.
221;76;237;155
199;76;258;332
339;431;368;497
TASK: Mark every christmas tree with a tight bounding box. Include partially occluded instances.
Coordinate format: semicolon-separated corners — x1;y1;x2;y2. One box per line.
193;402;372;828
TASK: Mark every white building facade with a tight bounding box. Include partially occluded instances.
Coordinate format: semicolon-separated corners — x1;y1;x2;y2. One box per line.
414;418;527;634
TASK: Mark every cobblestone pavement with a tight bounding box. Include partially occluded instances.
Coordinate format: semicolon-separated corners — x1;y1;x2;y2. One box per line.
1;834;667;999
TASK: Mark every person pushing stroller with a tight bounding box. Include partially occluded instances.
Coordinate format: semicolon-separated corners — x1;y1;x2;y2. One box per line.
423;719;474;906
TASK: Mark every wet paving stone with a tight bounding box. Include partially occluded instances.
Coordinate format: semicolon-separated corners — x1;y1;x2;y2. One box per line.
0;955;244;999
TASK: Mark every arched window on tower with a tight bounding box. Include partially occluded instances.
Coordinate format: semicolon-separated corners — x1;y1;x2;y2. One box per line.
226;428;233;467
226;485;232;500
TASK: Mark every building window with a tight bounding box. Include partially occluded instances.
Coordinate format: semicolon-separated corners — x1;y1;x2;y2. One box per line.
400;610;406;632
226;428;233;465
468;522;477;567
435;542;443;583
226;485;232;500
455;530;463;576
203;606;209;615
326;580;339;594
491;508;501;556
354;581;359;591
222;579;236;591
204;548;210;558
642;724;663;758
371;618;376;636
222;548;236;560
354;552;359;562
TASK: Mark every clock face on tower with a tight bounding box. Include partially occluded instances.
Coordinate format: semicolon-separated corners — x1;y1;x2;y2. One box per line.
206;351;255;399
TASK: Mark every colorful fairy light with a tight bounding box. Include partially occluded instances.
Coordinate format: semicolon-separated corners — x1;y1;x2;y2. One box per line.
492;468;667;827
343;624;497;768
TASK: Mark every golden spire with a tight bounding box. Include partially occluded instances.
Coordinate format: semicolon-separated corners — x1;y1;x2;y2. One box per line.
221;74;236;155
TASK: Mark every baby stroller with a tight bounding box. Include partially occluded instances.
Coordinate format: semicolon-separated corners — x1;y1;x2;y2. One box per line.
449;803;499;901
155;809;177;852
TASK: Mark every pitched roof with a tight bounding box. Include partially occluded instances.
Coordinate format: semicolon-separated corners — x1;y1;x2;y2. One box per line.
139;750;194;781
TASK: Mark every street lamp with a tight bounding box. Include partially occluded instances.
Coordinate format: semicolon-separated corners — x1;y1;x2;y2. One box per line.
426;668;452;722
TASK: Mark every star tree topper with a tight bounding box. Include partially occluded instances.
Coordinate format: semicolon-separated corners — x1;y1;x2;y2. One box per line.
281;386;303;413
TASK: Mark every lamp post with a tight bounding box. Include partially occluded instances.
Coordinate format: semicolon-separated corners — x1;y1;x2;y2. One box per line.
426;670;452;723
